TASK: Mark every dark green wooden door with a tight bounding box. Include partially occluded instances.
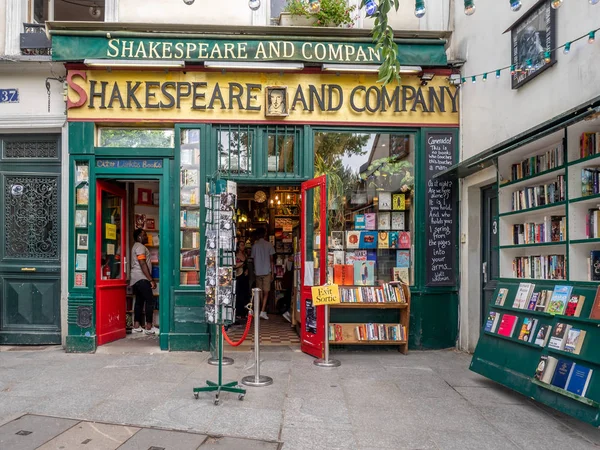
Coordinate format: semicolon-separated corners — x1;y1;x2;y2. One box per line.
480;184;498;326
0;135;62;345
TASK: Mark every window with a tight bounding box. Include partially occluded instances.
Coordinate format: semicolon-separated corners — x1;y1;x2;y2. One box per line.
98;128;174;148
314;131;415;285
266;126;298;174
32;0;105;22
217;126;254;176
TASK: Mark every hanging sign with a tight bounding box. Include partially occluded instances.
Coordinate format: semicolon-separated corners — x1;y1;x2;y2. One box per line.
105;223;117;240
311;284;341;306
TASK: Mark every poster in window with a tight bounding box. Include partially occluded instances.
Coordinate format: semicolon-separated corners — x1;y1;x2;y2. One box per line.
510;1;555;89
305;299;317;334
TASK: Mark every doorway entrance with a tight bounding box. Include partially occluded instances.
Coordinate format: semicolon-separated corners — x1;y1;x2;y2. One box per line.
95;178;162;347
481;184;499;326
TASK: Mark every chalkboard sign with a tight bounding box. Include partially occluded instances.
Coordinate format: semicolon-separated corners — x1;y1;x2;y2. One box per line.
425;132;457;287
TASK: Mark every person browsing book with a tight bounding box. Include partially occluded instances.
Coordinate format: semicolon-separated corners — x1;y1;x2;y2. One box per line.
130;229;159;335
251;228;275;320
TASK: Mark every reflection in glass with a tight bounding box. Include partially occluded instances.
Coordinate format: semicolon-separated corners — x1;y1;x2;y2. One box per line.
100;191;122;280
267;128;295;173
218;128;252;174
180;129;201;286
314;132;415;285
98;128;174;148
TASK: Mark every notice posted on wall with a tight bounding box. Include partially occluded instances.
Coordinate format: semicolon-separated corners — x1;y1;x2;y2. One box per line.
425;132;457;287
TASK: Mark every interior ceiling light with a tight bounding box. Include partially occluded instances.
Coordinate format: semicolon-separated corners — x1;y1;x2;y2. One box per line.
321;64;422;74
84;59;185;68
204;61;304;71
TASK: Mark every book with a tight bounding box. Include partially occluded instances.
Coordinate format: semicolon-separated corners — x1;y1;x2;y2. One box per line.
76;185;89;206
565;364;593;397
378;192;392;210
330;231;345;250
526;292;539;310
565;295;585;317
484;311;501;333
591;250;600;281
535;355;558;384
354;214;366;230
497;314;518;337
534;290;551;312
551;359;574;390
345;251;367;264
517;317;535;341
74;271;86;287
359;231;378;249
377;212;390;230
353;261;375;286
75;209;88;228
396;250;410;268
364;213;377;230
332;251;345;266
564;328;586;354
378;232;389;249
494;288;509;306
513;283;534;309
388;231;399;248
392;267;409;283
548;323;570;350
534;324;552;347
392;193;405;210
391;212;404;230
346;231;360;249
590;286;600;320
398;232;411;249
75;253;87;271
546;285;572;315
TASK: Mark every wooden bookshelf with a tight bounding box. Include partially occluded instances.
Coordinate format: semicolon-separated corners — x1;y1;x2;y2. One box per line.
331;303;408;309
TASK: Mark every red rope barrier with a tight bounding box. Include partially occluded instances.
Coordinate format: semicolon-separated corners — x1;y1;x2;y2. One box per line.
222;313;253;347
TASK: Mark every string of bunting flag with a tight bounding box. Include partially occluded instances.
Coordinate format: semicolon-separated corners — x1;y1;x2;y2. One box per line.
459;26;600;85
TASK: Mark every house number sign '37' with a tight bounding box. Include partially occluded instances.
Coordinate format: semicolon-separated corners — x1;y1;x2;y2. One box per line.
0;89;19;103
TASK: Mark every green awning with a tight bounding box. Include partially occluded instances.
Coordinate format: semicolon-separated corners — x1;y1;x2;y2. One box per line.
50;33;447;67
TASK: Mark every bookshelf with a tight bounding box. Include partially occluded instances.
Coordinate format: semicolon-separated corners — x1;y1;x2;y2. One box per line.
179;140;201;286
473;114;600;426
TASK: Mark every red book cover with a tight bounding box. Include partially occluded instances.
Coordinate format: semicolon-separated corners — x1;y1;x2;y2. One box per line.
333;265;344;285
398;232;411;249
565;295;579;317
343;265;354;285
497;314;518;337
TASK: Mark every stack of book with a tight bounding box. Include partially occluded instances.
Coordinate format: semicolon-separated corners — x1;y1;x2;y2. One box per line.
512;216;565;244
511;255;566;279
580;131;600;159
581;167;600;196
585;208;600;238
352;323;406;342
535;355;593;399
339;282;407;303
510;146;563;181
511;175;565;211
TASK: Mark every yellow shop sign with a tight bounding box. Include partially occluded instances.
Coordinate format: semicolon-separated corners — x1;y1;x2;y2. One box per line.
66;70;459;125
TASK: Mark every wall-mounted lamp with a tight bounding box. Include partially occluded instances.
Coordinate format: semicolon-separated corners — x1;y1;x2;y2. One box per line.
420;72;435;86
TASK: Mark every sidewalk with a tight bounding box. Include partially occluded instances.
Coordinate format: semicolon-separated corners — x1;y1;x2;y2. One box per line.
1;342;599;449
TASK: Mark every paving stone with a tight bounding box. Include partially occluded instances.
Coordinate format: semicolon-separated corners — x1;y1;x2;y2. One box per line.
37;421;139;450
428;429;521;450
353;428;438;450
117;428;207;449
454;386;527;406
280;425;358;450
208;407;282;441
200;435;279;449
0;414;78;450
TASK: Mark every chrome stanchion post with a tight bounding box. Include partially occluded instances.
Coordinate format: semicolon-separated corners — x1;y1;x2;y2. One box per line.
242;288;273;387
314;304;341;367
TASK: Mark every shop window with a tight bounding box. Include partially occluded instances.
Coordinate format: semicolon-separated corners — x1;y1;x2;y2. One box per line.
314;132;415;285
32;0;105;22
179;130;201;286
98;128;174;148
266;126;298;175
217;126;253;176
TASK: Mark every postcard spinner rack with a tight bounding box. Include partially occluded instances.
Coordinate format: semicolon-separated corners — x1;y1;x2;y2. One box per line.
193;180;245;404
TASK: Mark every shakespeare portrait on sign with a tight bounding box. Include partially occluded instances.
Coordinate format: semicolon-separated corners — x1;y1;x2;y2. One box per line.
265;86;288;117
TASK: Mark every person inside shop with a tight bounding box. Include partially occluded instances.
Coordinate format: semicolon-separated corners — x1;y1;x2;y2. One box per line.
235;240;250;323
130;229;159;335
251;227;275;320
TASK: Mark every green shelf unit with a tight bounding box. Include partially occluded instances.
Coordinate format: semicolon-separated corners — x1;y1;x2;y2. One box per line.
472;280;600;427
499;165;565;189
570;238;600;245
498;241;565;250
498;201;567;218
568;152;600;167
568;192;600;204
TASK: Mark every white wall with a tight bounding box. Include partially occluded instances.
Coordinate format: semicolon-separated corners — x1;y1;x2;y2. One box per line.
451;0;600;161
0;0;6;55
119;0;451;30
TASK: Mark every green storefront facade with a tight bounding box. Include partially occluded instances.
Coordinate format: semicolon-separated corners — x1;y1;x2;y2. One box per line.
51;24;460;353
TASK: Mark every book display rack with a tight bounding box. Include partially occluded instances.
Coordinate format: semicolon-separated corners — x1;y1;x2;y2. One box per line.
74;162;90;289
472;113;600;426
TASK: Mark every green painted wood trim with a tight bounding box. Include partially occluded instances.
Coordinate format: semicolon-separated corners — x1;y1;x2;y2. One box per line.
168;333;210;351
547;348;600;368
498;165;565;189
482;330;541;350
531;379;600;408
95;147;175;158
498;241;565;249
499;200;567;217
568;152;600;166
0;332;61;346
570;238;600;244
569;192;600;204
491;304;553;319
69;122;95;155
65;335;96;353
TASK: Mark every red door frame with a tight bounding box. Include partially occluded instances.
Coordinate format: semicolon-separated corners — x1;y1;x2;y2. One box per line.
95;181;127;346
300;175;327;358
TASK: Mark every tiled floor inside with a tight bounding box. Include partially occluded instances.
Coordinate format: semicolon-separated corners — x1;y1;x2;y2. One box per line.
226;314;300;346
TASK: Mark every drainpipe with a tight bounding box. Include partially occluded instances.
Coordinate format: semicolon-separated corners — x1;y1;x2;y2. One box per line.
48;0;54;21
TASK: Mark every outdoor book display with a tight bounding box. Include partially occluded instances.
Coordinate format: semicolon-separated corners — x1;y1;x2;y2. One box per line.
472;114;600;425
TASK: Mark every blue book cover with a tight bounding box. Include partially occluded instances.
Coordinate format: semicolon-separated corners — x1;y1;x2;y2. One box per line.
396;250;410;268
566;363;593;397
551;359;574;389
366;250;377;261
484;312;498;332
354;214;366;230
359;231;377;249
546;285;573;315
388;231;399;248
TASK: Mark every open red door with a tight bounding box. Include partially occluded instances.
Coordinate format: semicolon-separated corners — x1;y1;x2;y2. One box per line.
95;181;127;345
300;175;327;358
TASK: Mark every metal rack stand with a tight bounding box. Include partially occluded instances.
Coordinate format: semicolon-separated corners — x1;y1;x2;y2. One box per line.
193;180;245;405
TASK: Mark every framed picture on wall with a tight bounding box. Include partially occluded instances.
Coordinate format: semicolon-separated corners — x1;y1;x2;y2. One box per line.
137;188;153;205
265;86;289;118
509;0;556;89
77;233;89;250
